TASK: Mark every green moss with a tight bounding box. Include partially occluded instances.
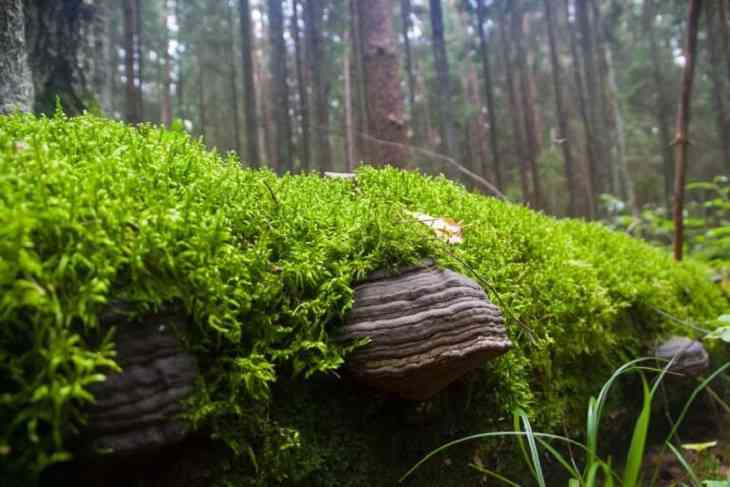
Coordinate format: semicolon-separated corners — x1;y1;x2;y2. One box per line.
0;113;726;485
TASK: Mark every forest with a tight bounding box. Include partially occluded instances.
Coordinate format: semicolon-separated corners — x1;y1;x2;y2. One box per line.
0;0;729;486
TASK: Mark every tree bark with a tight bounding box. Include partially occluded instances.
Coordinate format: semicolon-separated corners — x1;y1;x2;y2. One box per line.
0;0;33;114
672;0;703;261
475;0;502;190
124;0;140;122
511;3;543;209
344;28;355;172
350;0;370;164
238;0;260;167
134;0;143;120
357;0;409;167
160;0;172;126
464;64;489;180
576;0;604;200
705;2;730;175
544;0;578;217
498;8;530;203
292;0;310;171
718;0;730;82
227;2;242;158
644;0;675;205
400;0;419;145
268;0;293;172
565;0;596;217
304;0;332;171
429;0;456;164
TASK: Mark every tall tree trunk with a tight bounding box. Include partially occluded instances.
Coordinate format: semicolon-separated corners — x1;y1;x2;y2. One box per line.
544;0;578;217
576;0;604;200
475;0;502;190
124;0;140;123
0;0;33;114
135;0;144;120
160;0;172;126
565;0;596;217
304;0;332;171
429;0;456;164
350;0;369;163
255;43;275;170
238;0;260;167
197;49;206;139
672;0;703;261
717;0;730;82
292;0;310;171
344;31;355;172
705;2;730;175
591;0;617;196
90;0;112;115
511;3;543;209
464;64;489;180
498;9;530;203
227;3;241;158
268;0;293;172
644;0;674;204
357;0;409;167
400;0;419;145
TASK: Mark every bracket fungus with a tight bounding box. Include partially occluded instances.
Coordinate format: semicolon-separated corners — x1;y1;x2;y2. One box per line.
338;262;511;400
85;305;198;456
654;336;709;378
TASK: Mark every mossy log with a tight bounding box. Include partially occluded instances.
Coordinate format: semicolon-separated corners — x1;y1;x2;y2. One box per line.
339;262;511;400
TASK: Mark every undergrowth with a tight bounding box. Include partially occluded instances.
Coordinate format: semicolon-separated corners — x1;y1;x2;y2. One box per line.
0;113;726;485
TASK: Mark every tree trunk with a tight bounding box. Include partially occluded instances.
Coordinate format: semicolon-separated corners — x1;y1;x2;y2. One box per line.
672;0;703;261
0;0;34;114
464;64;489;180
644;0;674;205
227;2;242;158
304;0;332;172
576;0;604;200
718;0;730;82
511;3;543;209
565;0;596;217
268;0;293;172
160;0;172;127
124;0;140;122
498;9;530;203
544;0;578;217
292;0;310;171
357;0;409;167
344;28;355;172
135;0;144;120
238;0;260;167
197;49;206;139
475;0;502;190
350;0;370;164
429;0;456;164
705;2;730;175
400;0;419;145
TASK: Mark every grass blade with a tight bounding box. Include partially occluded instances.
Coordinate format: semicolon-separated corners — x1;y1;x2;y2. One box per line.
519;411;546;487
623;376;652;487
666;442;702;487
469;463;523;487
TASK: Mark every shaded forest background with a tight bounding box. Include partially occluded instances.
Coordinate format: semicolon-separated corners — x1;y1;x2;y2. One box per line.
9;0;730;219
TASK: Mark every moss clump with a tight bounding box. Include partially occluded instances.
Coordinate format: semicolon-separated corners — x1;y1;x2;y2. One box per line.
0;113;726;485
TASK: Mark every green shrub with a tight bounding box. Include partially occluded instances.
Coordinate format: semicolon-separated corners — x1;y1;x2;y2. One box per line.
0;113;726;484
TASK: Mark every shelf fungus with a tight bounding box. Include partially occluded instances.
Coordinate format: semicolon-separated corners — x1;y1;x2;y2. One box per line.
85;304;198;456
654;336;709;378
338;262;511;400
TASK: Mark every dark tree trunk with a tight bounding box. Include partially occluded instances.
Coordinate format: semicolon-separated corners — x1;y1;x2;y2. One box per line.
705;2;730;175
718;0;730;82
544;0;578;217
511;3;543;209
350;0;370;164
644;0;674;204
238;0;260;167
357;0;409;167
475;0;502;190
429;0;456;164
672;0;703;261
576;0;604;200
0;0;33;114
464;64;488;180
292;0;310;171
400;0;419;145
268;0;293;172
498;8;530;203
565;0;596;217
304;0;332;171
